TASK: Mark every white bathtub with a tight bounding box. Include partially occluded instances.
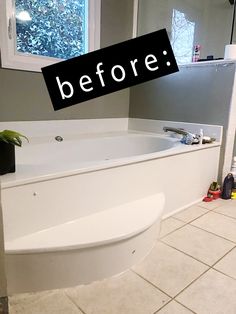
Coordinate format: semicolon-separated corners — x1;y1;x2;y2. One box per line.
0;119;222;294
2;132;179;186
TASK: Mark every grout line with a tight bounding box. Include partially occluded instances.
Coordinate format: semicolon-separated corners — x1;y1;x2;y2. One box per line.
173;299;197;314
154;298;197;314
162;221;236;247
64;291;87;314
152;296;197;314
152;298;173;314
161;201;235;240
131;269;173;299
189;222;236;245
159;240;212;268
133;241;236;313
160;220;236;273
160;221;188;239
153;202;236;313
160;202;216;230
211;209;236;221
153;267;211;312
212;267;236;282
211;245;236;268
172;267;210;299
168;209;211;226
159;206;215;239
197;201;226;211
160;238;236;280
157;205;236;298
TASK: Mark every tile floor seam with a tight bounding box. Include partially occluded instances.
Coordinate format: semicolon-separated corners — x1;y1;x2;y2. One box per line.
152;298;174;314
210;245;236;268
211;209;236;221
197;202;225;210
171;267;236;309
161;222;236;254
211;265;236;282
130;269;173;299
170;266;211;299
189;222;236;245
159;240;212;268
173;299;197;314
205;211;236;221
64;291;87;314
152;298;197;314
159;220;188;239
172;209;210;225
159;227;236;299
172;299;197;314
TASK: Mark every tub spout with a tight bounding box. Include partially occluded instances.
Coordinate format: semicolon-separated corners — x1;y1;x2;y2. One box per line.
163;127;188;136
163;126;200;145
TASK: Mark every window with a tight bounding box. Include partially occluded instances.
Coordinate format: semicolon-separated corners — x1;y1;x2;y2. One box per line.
171;9;195;64
0;0;100;72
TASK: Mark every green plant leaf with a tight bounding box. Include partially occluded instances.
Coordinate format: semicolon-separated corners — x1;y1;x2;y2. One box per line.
0;130;29;147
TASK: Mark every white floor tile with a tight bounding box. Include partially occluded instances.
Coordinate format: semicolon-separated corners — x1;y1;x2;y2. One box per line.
214;200;236;219
177;269;236;314
173;205;208;223
160;217;185;238
65;271;170;314
162;224;234;265
214;247;236;279
133;242;208;297
9;291;81;314
197;199;225;210
191;211;236;242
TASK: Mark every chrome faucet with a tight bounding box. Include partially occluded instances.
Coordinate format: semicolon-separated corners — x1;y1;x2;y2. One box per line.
163;126;200;145
163;127;188;136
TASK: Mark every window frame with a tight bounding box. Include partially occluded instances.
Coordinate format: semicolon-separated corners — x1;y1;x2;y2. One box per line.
0;0;101;72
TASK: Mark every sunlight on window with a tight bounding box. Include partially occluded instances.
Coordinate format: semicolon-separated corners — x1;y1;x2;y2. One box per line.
15;0;88;59
171;9;195;64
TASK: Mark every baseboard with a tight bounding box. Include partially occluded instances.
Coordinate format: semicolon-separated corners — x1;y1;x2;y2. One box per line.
162;198;204;220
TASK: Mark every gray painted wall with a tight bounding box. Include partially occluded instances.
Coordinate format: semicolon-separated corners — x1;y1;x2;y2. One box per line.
129;62;236;181
0;0;133;121
130;63;235;125
137;0;232;62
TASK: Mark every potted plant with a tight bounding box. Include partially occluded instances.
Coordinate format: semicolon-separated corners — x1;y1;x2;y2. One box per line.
0;130;28;175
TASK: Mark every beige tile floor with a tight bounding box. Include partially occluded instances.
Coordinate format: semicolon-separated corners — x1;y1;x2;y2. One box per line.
9;199;236;314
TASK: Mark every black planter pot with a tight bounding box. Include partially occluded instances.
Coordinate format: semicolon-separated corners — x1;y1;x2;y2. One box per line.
0;142;15;175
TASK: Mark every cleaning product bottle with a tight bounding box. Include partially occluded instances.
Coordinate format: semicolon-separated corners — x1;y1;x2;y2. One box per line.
231;156;236;188
221;173;234;199
192;45;201;62
199;129;203;145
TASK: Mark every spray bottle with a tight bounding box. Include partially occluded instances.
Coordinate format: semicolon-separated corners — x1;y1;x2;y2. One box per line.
230;156;236;188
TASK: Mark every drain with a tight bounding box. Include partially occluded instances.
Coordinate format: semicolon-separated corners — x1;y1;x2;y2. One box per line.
55;135;63;142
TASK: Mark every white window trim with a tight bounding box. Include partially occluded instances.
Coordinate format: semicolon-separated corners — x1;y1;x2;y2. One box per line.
0;0;101;72
132;0;139;38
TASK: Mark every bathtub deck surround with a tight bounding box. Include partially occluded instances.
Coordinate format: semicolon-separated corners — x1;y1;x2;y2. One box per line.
0;118;222;293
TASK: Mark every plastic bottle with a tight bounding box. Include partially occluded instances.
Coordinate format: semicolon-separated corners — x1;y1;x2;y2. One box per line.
231;156;236;188
199;129;203;145
222;173;234;199
192;45;201;62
